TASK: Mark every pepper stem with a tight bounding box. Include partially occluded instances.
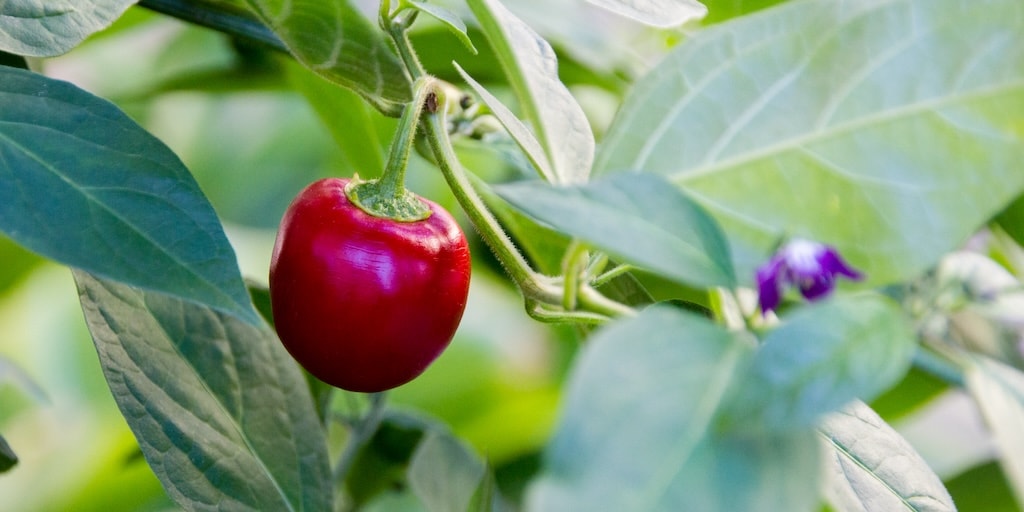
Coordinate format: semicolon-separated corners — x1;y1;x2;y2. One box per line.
345;76;436;222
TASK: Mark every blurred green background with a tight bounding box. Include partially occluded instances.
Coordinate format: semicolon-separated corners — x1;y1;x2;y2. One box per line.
0;2;1015;510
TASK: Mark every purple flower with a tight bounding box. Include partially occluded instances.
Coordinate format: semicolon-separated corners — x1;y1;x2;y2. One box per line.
756;239;863;314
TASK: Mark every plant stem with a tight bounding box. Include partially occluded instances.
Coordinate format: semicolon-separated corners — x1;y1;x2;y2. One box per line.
561;241;589;310
333;392;388;487
345;77;435;221
378;76;434;197
578;286;637;318
383;10;637;321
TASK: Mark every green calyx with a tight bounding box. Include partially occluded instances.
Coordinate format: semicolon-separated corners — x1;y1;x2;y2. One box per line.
343;75;441;222
345;177;432;222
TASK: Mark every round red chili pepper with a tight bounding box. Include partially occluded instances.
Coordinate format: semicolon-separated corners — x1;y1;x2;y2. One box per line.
270;177;471;392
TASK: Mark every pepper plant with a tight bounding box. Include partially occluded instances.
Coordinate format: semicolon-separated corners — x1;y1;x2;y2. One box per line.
1;0;1023;510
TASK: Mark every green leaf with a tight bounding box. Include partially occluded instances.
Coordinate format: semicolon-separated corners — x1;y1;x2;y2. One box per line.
724;294;916;432
596;0;1024;285
455;64;555;184
0;50;28;69
74;271;333;512
0;0;134;57
819;401;955;511
467;0;594;184
408;1;477;54
0;434;16;473
965;356;1024;506
585;0;707;27
0;67;258;323
529;306;822;511
495;173;736;288
242;0;411;114
409;430;487;512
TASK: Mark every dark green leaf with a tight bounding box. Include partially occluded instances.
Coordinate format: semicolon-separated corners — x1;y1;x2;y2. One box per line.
496;173;736;288
0;67;258;323
585;0;707;27
242;0;411;114
467;0;594;184
346;411;436;508
74;271;332;511
409;430;487;512
408;1;477;54
597;0;1024;285
0;51;27;69
724;294;915;432
529;306;821;511
0;434;16;473
0;0;134;56
820;401;955;511
965;356;1024;504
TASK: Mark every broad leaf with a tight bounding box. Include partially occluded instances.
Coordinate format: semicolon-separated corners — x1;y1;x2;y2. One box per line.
409;430;486;512
467;0;594;184
965;356;1024;506
528;306;821;511
723;294;915;432
596;0;1024;284
586;0;707;28
820;401;955;512
0;67;258;323
0;0;134;57
496;173;736;288
75;271;332;511
242;0;410;114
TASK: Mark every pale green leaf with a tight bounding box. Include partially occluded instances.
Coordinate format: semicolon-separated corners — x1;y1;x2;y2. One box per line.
467;0;594;184
455;64;555;183
724;294;916;432
75;271;332;511
242;0;411;113
530;306;825;510
496;172;736;288
586;0;707;28
0;0;134;56
820;401;955;512
0;67;258;323
408;431;486;512
965;356;1024;506
597;0;1024;284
